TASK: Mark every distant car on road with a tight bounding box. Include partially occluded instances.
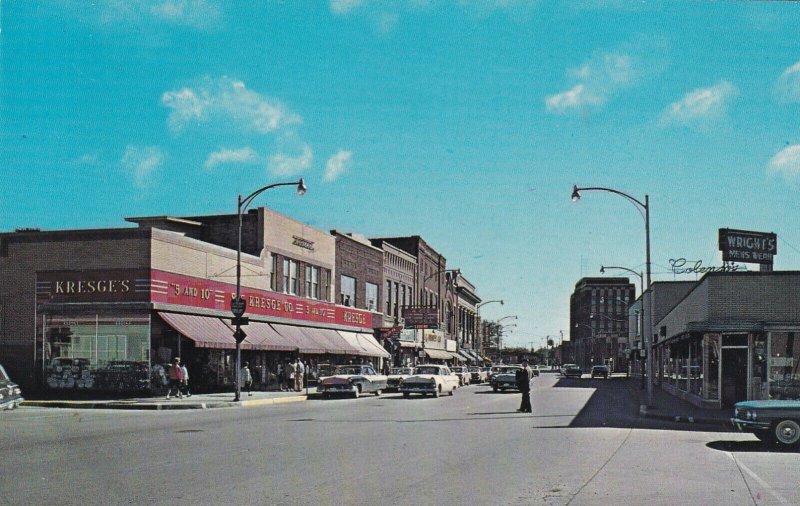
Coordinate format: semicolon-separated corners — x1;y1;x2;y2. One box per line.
563;365;583;379
317;364;388;398
386;367;414;392
560;364;577;376
0;364;23;410
468;366;487;384
450;366;471;386
732;399;800;447
399;364;459;398
491;365;523;392
591;365;609;379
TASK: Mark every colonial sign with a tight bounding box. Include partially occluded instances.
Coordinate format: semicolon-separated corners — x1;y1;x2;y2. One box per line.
402;305;439;328
669;258;746;275
719;228;777;265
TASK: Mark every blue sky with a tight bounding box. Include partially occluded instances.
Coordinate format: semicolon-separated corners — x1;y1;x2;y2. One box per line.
3;1;800;348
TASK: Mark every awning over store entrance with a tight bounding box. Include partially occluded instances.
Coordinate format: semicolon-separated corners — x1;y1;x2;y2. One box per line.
241;322;298;352
271;324;329;355
456;351;472;362
399;341;420;349
158;312;237;350
302;326;356;355
423;349;454;360
462;350;479;361
356;333;391;358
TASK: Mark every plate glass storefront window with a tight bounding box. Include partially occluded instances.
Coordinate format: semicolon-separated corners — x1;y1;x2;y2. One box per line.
768;332;800;400
703;334;720;401
689;338;702;396
43;313;150;392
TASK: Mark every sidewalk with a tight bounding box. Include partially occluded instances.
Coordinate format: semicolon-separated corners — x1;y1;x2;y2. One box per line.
627;376;732;428
22;389;315;410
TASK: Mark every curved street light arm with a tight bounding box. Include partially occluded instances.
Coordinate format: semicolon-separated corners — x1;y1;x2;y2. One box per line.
477;299;504;309
600;265;645;295
240;178;307;214
572;185;647;214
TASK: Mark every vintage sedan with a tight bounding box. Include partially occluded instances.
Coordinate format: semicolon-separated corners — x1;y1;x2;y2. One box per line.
399;364;460;398
450;366;471;386
0;364;24;410
317;364;388;398
732;399;800;447
468;366;487;384
491;365;523;392
386;367;415;392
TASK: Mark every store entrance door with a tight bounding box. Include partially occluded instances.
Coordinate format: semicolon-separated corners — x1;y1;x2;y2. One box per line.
721;347;748;408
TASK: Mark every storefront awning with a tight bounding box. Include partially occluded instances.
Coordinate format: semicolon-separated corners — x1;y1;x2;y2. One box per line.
457;351;473;361
423;349;454;360
336;331;369;356
302;326;356;355
399;340;420;349
158;312;236;350
271;324;328;354
464;350;480;361
241;322;298;352
356;333;391;358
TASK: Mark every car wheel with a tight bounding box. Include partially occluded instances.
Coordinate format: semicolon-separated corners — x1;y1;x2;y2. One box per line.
493;385;498;392
449;385;455;396
403;392;410;398
353;385;361;399
434;386;441;398
773;419;800;446
374;389;381;397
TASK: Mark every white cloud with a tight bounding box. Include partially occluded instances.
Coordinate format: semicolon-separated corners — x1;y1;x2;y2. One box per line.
161;77;301;134
545;84;603;113
330;0;365;15
121;146;164;187
660;81;738;126
204;147;259;169
545;51;638;114
767;145;800;182
268;145;313;176
89;0;221;29
776;61;800;103
324;151;353;182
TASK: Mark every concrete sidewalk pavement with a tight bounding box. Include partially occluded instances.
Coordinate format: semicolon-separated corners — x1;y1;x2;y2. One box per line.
627;376;732;428
22;389;315;410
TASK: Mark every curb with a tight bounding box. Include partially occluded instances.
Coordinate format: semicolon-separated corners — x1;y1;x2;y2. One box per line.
639;404;731;428
21;395;307;411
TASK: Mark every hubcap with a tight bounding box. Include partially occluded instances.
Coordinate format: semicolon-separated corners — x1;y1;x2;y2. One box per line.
776;420;800;444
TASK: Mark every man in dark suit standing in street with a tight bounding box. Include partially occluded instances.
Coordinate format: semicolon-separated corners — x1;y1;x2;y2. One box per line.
516;358;533;413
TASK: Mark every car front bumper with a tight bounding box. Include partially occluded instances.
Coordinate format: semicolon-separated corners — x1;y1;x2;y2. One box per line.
399;384;436;394
318;384;356;394
0;397;24;410
731;417;770;432
493;380;518;389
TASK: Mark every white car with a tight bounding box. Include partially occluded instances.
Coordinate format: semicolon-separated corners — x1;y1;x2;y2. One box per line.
399;364;460;398
450;366;471;386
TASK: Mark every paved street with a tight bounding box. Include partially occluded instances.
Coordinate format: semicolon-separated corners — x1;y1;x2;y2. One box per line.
2;374;797;506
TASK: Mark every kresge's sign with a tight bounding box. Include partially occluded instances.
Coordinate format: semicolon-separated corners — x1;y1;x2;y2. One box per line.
718;228;777;265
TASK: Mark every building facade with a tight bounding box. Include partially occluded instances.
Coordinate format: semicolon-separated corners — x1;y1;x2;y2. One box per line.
0;208;388;394
570;277;636;372
455;274;482;363
654;271;800;409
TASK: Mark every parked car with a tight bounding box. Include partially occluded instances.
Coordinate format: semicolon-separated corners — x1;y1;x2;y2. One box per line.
317;364;388;398
491;365;523;392
0;364;24;410
560;364;577;376
732;399;800;447
563;365;583;379
386;367;414;391
399;364;459;398
468;366;487;384
591;365;609;379
450;366;471;386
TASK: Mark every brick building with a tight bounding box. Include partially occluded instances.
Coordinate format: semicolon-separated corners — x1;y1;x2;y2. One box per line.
653;271;800;409
0;208;388;394
570;277;636;372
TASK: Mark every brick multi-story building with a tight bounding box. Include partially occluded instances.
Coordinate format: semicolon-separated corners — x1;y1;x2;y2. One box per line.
570;277;636;372
456;274;481;360
0;207;388;394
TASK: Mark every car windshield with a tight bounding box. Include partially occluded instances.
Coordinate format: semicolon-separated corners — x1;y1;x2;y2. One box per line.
468;367;480;372
415;366;441;375
391;368;412;375
334;366;364;375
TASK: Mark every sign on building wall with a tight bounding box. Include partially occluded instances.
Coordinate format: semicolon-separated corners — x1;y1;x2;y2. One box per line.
718;228;777;265
402;305;439;328
36;269;373;330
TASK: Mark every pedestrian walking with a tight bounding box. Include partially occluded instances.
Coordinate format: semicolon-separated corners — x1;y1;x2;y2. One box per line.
516;358;533;413
294;357;305;392
285;359;296;391
180;361;191;397
240;361;253;396
166;357;183;400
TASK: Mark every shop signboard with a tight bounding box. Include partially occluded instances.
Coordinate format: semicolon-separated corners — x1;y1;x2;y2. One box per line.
402;305;439;328
719;228;777;265
38;269;373;330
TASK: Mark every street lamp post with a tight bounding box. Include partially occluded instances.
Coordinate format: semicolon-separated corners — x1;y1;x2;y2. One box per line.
572;185;652;406
233;178;307;402
476;300;502;360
